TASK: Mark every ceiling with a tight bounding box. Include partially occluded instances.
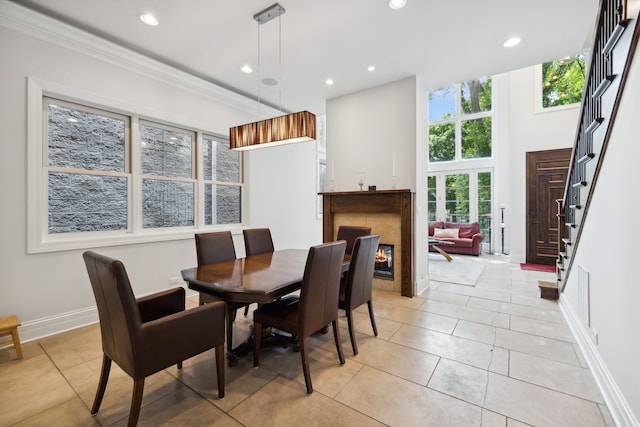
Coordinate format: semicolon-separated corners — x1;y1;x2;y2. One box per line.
11;0;598;115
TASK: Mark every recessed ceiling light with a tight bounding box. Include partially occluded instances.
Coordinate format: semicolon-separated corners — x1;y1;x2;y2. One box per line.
503;36;521;47
325;79;334;86
368;65;376;72
389;0;407;9
240;65;253;74
139;13;159;26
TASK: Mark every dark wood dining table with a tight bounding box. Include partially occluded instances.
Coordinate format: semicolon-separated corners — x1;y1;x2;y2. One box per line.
181;248;349;365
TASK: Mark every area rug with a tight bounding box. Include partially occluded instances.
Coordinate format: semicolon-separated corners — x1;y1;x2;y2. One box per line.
520;263;555;273
428;253;487;286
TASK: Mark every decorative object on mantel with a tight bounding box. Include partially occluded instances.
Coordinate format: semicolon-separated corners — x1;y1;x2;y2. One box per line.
229;3;316;151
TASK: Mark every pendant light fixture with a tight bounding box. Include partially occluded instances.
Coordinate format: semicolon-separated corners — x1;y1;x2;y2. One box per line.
230;3;316;151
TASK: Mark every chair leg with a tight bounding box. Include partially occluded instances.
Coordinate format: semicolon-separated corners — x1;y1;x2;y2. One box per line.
253;321;263;367
91;355;112;415
345;309;358;355
332;320;345;364
299;337;313;394
128;378;145;427
215;343;225;399
367;300;378;336
225;305;234;356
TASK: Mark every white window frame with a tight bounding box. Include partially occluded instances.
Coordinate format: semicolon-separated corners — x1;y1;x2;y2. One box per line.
27;77;244;253
428;78;494;163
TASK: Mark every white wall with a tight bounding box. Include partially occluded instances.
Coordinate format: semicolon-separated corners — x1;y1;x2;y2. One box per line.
0;4;319;340
506;66;581;262
326;78;429;293
561;40;640;426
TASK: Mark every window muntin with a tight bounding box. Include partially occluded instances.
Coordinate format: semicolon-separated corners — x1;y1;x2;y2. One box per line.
39;96;242;247
428;77;492;163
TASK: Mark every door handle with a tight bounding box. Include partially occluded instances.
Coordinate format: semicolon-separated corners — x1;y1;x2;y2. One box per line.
529;208;536;218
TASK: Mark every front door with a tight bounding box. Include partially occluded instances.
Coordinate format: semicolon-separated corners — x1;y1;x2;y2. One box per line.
525;148;571;265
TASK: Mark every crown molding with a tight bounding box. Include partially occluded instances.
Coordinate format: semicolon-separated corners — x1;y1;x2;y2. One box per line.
0;1;280;118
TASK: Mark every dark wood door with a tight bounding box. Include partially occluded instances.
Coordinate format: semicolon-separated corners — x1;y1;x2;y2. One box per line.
525;148;571;265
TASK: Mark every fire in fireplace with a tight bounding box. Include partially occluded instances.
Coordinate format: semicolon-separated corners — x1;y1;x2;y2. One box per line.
374;244;394;280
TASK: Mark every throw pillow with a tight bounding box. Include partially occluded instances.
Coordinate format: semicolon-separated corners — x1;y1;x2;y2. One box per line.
433;228;459;239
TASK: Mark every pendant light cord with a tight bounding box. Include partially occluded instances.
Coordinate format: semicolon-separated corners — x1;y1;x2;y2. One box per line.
278;14;282;112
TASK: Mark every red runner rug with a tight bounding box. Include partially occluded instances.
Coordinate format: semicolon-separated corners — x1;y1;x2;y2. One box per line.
520;263;555;273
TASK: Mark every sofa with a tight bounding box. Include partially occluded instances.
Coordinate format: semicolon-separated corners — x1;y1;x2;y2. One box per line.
428;221;484;256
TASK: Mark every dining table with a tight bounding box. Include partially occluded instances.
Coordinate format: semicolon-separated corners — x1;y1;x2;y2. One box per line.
181;248;349;365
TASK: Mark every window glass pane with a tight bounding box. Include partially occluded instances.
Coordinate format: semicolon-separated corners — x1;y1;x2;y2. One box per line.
477;172;492;244
141;124;192;178
205;184;240;225
429;123;455;162
142;179;194;228
461;117;492;159
427;175;437;221
445;174;469;223
203;136;240;182
47;103;125;172
461;77;492;114
48;172;127;233
428;85;456;122
542;54;586;108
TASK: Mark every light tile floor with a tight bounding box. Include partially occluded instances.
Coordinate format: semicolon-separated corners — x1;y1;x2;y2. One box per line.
0;255;615;426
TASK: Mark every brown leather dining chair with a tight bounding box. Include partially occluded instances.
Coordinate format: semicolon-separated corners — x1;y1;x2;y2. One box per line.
339;234;380;354
336;225;371;255
243;228;275;256
83;251;225;427
252;240;347;394
195;231;250;356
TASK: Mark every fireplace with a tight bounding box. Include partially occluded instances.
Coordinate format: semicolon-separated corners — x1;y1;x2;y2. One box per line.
374;244;394;280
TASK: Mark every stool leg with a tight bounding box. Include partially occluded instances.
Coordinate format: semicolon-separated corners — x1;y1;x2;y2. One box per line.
11;328;22;359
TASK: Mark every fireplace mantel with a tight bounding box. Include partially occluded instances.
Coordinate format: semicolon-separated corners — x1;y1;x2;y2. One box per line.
319;189;414;297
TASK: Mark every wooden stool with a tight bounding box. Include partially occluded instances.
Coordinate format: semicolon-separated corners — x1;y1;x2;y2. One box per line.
0;315;23;359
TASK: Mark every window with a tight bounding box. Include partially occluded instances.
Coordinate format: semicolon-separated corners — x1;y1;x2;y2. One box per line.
140;121;195;228
428;77;492;163
427;77;495;252
31;93;242;252
542;54;586;108
202;135;241;225
534;53;586;112
46;99;130;234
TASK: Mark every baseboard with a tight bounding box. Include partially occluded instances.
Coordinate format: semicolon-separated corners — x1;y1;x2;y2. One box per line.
18;307;98;343
559;295;639;427
415;275;430;296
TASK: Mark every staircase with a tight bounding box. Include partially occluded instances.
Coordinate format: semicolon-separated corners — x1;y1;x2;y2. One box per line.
557;0;639;292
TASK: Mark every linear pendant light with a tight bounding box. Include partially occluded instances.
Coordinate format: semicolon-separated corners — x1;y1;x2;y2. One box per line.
230;3;316;151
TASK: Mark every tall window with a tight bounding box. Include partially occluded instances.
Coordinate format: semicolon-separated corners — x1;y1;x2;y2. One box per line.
427;77;494;251
36;96;242;251
429;77;492;162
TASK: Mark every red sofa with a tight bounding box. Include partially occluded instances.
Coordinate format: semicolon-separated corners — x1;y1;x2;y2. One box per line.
428;221;484;256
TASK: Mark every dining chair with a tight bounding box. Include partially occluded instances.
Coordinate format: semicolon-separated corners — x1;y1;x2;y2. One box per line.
243;228;275;256
339;234;380;354
83;251;225;427
336;225;371;255
195;231;250;355
252;240;347;394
